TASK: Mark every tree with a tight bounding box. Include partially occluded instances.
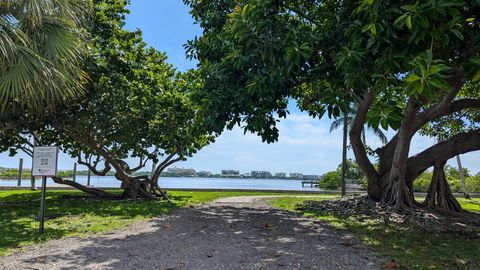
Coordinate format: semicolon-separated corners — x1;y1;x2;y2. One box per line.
0;0;88;116
336;159;365;182
419;82;480;199
330;103;388;197
319;171;341;190
185;0;480;211
1;0;214;199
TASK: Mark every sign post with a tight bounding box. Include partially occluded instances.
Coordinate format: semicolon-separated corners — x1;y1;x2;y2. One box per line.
32;146;58;234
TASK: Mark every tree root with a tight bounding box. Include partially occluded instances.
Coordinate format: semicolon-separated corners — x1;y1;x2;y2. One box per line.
299;195;480;231
423;162;463;212
52;177;120;198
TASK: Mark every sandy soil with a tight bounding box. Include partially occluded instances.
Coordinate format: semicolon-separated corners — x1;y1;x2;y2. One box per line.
0;196;381;270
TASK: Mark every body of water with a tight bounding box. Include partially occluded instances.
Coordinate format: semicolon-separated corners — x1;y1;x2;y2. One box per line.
0;176;321;191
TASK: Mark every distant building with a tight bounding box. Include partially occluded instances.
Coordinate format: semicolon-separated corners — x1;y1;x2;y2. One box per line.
197;171;213;177
289;173;303;179
251;171;272;178
242;172;251;178
275;172;287;178
166;167;197;177
221;170;240;177
303;175;320;180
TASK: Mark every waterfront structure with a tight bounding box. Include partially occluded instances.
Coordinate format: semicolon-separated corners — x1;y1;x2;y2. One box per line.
289;173;303;179
166;167;197;177
197;171;213;177
221;170;240;177
275;172;287;178
303;175;320;180
251;171;272;178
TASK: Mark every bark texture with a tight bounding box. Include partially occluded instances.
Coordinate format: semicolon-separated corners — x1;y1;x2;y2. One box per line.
423;162;463;212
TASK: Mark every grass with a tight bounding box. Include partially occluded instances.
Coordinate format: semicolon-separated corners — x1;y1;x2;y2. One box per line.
0;189;308;256
268;196;480;270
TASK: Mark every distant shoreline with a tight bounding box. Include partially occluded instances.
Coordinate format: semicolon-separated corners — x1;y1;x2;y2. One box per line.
0;176;307;181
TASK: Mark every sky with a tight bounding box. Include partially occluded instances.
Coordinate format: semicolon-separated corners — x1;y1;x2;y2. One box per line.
1;0;479;175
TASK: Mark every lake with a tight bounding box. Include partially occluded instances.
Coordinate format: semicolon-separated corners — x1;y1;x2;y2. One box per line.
0;176;321;191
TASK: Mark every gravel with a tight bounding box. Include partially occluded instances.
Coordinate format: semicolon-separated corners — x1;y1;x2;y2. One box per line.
0;196;381;270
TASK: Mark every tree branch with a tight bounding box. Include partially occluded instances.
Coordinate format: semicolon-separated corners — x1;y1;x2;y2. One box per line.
415;98;480;131
406;130;480;183
77;156;112;176
52;176;118;198
151;152;183;183
126;155;149;174
350;91;379;180
0;122;15;134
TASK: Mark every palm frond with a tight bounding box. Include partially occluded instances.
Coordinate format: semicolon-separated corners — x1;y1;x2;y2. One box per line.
0;0;90;114
368;126;388;145
329;117;344;132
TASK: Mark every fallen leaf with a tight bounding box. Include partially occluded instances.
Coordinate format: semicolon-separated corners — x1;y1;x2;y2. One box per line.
385;259;397;269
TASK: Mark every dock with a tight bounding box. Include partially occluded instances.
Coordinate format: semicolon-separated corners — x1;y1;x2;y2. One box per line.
301;180;319;187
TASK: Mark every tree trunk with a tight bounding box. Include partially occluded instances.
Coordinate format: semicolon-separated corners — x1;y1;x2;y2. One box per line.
341;111;347;197
423;161;463;212
380;99;418;209
116;173;169;200
350;91;382;201
456;155;470;199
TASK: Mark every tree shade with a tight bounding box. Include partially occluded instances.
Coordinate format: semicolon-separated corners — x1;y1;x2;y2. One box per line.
185;0;480;210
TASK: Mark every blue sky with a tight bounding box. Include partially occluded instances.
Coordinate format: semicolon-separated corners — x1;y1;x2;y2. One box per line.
1;0;479;175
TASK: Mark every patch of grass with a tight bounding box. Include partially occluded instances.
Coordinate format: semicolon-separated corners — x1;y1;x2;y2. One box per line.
269;196;480;270
0;189;309;256
457;197;480;212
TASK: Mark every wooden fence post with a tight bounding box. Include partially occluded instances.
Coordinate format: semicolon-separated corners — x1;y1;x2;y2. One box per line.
87;169;91;186
72;163;77;182
17;158;23;186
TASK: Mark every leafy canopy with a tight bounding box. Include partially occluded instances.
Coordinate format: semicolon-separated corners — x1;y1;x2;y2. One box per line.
185;0;480;141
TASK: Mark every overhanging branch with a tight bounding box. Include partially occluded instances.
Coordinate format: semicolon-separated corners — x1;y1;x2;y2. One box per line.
350;91;379;181
406;130;480;183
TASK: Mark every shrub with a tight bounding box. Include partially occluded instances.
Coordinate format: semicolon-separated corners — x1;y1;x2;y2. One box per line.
319;171;342;189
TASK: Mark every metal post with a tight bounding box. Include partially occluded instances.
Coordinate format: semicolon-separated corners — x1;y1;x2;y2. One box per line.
39;176;47;234
87;169;91;186
72;163;77;182
17;158;23;186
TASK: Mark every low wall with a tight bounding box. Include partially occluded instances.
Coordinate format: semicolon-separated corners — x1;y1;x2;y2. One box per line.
1;186;479;198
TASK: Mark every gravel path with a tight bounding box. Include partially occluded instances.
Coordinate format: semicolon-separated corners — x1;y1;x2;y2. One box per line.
0;196;381;270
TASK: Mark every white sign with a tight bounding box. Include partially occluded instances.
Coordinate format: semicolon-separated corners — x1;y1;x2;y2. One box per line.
32;146;58;176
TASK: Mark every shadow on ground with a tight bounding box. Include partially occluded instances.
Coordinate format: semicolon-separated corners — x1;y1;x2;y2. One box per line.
0;206;380;270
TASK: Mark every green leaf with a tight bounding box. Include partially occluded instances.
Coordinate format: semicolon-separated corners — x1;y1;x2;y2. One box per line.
405;15;412;29
394;14;408;26
426;50;433;63
400;5;416;12
380;119;389;130
370;24;377;36
473;70;480;82
427;78;451;90
450;29;464;40
404;74;421;83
